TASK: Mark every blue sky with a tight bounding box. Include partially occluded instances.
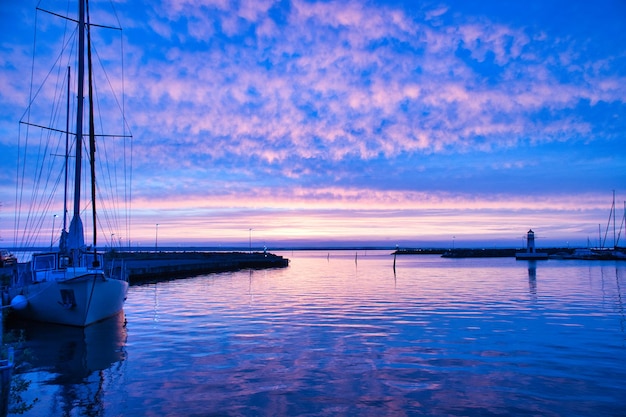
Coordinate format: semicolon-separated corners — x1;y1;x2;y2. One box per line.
1;0;625;248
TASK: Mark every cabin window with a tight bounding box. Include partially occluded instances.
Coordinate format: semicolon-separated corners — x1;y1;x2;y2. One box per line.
33;254;56;271
81;253;103;268
59;256;70;268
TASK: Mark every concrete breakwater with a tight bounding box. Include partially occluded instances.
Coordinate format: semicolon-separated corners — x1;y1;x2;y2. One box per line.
394;248;514;257
394;247;626;260
105;251;289;284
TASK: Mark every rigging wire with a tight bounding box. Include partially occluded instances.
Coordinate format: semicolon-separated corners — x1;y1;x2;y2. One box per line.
14;0;132;250
16;3;77;249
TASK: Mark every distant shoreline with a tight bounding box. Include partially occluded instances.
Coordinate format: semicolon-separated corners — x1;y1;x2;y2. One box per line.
3;245;614;253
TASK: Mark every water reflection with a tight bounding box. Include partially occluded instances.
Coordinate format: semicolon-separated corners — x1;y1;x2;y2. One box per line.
7;253;626;416
9;313;127;416
607;266;625;335
527;260;537;297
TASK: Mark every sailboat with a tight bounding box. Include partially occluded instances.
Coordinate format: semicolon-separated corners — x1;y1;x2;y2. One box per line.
9;0;130;326
597;190;626;260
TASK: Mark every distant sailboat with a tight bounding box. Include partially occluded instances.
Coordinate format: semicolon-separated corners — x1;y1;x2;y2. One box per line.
601;190;624;250
595;191;626;260
9;0;131;326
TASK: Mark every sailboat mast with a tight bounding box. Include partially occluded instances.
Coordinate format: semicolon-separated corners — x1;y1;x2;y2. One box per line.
615;201;626;249
86;0;98;264
73;0;85;222
612;190;616;248
66;0;88;262
63;66;70;234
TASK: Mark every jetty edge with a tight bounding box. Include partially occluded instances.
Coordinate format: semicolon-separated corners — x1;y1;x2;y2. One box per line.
394;248;514;257
104;251;289;284
393;247;626;260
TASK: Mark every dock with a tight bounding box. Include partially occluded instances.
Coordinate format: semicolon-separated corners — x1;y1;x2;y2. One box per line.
104;251;289;284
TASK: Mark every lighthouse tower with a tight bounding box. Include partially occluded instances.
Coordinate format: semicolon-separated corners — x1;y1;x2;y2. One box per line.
516;229;548;260
526;229;536;253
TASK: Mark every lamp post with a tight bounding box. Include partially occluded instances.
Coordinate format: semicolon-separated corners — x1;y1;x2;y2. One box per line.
249;228;252;253
155;224;159;252
50;214;58;248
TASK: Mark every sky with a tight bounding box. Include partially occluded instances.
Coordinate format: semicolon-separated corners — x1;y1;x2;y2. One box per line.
1;0;625;249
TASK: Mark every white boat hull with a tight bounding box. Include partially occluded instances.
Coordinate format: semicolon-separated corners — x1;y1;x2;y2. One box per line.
10;272;128;327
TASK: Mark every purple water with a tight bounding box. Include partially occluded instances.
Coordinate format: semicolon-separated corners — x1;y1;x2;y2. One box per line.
9;251;626;416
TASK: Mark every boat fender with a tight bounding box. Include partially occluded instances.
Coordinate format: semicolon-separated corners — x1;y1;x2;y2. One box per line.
10;295;28;310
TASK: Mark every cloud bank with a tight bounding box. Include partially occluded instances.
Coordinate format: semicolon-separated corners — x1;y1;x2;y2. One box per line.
1;0;625;245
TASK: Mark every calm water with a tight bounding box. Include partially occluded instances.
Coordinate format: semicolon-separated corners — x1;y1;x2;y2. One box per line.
8;251;626;416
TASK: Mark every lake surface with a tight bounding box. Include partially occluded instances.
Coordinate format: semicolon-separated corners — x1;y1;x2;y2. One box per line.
7;251;626;416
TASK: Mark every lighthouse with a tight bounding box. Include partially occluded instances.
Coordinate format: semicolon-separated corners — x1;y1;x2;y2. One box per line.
526;229;536;253
515;229;548;260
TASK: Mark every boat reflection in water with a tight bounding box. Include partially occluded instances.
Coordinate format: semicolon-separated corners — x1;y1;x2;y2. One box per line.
8;312;127;415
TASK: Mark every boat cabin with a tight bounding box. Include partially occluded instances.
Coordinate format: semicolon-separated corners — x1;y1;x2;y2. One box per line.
30;252;104;282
